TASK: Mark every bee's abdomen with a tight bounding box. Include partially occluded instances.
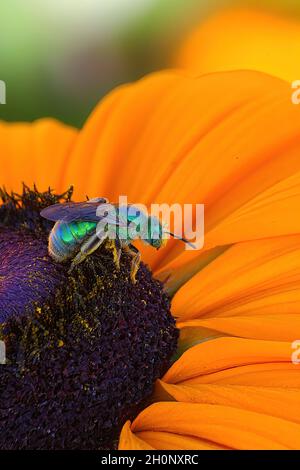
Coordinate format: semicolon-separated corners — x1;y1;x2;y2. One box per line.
48;221;97;263
48;222;78;262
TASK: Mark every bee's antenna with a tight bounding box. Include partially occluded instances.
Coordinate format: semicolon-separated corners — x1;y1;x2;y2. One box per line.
166;231;196;249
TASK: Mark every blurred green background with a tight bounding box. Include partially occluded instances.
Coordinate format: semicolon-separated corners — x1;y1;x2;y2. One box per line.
1;0;300;127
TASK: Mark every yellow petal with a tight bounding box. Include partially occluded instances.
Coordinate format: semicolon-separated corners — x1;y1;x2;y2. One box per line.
3;70;300;282
176;323;223;358
163;337;294;384
183;363;300;388
155;381;300;425
156;246;229;296
59;70;300;271
176;8;300;83
172;235;300;322
3;71;300;275
0;119;78;193
131;402;300;450
119;419;228;450
118;420;154;450
178;315;300;342
135;431;228;450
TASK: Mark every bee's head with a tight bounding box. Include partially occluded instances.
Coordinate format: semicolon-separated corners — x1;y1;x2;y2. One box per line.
144;216;168;250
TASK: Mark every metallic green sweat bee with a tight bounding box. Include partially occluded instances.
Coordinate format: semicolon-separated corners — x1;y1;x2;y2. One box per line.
41;197;194;282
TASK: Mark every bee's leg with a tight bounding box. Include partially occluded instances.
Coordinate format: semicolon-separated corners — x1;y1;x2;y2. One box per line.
124;243;141;284
69;232;107;272
114;236;122;270
104;236;122;270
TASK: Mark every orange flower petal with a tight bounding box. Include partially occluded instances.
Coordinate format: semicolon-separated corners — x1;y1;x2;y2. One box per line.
163;337;293;384
153;75;300;270
176;324;224;358
130;402;300;449
118;420;154;450
176;8;300;82
134;431;228;450
178;315;300;342
156;246;229;296
0;119;78;193
2;71;300;274
58;70;300;271
172;235;300;322
183;363;300;388
154;381;300;425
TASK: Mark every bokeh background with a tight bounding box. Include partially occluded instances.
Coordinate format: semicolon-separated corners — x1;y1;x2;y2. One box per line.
1;0;300;127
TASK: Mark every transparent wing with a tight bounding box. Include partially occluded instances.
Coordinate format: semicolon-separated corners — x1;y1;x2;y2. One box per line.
41;201;128;227
41;201;102;222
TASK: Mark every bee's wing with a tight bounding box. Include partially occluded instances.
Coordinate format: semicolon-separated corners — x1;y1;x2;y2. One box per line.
40;201;128;227
40;201;100;222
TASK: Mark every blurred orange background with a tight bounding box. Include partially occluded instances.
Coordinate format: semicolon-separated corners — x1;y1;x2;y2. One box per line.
1;0;300;126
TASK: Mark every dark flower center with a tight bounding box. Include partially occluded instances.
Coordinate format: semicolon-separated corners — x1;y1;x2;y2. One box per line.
0;187;178;450
0;228;65;323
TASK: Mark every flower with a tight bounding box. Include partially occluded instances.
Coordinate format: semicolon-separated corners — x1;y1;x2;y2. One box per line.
176;8;300;82
1;69;300;449
0;186;178;449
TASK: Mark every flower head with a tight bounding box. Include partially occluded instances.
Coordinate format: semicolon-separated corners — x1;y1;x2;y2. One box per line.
1;66;300;449
0;187;178;449
0;186;71;322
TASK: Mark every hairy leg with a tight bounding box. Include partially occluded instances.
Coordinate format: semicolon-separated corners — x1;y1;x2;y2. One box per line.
69;232;107;271
123;243;141;283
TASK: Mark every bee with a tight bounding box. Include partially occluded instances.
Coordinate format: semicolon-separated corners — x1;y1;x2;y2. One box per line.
41;197;194;282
